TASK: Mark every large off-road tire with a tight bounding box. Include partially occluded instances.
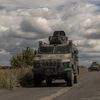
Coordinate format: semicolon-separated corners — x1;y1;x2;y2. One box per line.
46;78;52;86
33;74;42;87
67;71;73;87
46;79;52;86
74;75;77;84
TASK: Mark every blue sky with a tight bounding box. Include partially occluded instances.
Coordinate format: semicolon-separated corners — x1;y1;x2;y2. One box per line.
96;3;100;6
0;0;100;66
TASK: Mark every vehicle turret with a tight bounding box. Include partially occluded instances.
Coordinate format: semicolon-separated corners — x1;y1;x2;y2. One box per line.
49;31;68;45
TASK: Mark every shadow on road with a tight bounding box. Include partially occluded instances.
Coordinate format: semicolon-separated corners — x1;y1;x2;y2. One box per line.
41;82;67;88
23;81;67;88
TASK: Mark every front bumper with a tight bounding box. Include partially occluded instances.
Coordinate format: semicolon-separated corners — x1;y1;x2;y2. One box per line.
33;67;72;76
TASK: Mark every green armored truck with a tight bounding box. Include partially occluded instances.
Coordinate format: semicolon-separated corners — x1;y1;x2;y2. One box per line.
88;62;99;71
33;31;79;86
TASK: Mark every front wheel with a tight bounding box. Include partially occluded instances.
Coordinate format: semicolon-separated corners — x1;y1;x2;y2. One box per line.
67;71;73;86
46;78;52;86
33;74;42;87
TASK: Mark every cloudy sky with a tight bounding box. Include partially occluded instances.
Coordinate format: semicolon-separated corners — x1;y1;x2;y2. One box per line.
0;0;100;66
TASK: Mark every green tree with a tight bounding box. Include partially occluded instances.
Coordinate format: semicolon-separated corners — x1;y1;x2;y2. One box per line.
10;47;35;68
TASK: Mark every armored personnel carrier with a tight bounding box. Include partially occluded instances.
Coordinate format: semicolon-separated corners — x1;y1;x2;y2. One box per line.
88;62;99;71
33;31;79;86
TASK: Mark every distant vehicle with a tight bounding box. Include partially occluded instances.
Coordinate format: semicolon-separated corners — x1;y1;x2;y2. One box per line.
33;31;79;87
88;62;99;71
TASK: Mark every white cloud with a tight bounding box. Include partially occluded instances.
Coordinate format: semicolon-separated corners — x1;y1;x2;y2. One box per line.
0;50;10;55
0;0;99;66
0;0;67;9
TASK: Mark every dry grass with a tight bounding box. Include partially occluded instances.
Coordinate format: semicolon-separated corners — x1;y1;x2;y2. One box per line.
0;67;33;89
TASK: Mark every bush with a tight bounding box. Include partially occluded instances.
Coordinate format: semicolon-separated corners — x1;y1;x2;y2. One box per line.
10;47;35;68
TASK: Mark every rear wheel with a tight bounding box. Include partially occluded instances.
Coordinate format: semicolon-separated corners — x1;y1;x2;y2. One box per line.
77;67;80;75
74;75;77;84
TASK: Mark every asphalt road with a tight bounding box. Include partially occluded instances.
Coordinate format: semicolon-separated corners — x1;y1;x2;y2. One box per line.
0;72;100;100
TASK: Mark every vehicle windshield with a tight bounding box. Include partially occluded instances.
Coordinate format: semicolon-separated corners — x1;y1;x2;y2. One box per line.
39;46;54;53
55;45;70;53
39;45;70;54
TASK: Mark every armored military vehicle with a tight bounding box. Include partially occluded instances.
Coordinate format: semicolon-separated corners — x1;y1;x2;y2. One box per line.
88;62;99;71
33;31;79;86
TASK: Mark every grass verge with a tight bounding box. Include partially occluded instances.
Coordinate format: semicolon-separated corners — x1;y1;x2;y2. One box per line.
0;67;33;90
